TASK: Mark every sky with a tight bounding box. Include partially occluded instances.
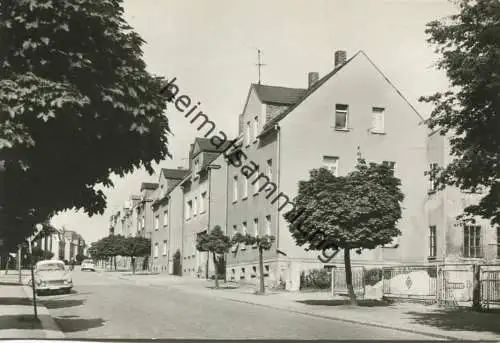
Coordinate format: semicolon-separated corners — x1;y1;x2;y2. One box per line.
51;0;457;244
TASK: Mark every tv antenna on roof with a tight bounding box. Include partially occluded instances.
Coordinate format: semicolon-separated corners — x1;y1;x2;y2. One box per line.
255;49;266;85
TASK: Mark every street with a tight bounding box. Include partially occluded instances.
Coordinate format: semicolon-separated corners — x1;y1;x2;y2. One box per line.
38;269;435;340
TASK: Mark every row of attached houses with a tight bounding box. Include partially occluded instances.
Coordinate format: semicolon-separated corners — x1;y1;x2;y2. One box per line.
109;50;500;291
33;228;88;262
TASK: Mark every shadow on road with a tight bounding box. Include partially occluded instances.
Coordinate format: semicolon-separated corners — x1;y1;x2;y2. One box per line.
406;309;500;334
40;298;85;310
0;314;45;330
296;299;394;307
54;316;105;333
0;297;33;306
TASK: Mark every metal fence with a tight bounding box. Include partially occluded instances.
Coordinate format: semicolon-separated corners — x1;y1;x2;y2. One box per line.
480;266;500;309
330;263;500;308
331;266;365;297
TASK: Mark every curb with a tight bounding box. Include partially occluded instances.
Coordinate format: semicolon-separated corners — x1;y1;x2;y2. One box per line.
21;285;65;339
109;274;478;341
142;280;462;341
216;296;460;341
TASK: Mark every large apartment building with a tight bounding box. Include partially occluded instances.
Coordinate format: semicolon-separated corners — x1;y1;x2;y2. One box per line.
225;50;431;290
110;49;499;290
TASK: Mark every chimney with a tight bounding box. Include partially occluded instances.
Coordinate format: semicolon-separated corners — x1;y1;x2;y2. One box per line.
308;72;319;88
334;50;347;68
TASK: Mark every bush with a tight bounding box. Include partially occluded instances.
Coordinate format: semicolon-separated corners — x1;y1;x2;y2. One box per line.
363;268;383;287
300;269;331;290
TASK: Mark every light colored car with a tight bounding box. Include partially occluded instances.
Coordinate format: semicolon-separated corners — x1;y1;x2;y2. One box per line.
81;259;95;272
33;260;73;295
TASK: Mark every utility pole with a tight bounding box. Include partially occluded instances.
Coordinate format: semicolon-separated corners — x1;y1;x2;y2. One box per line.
256;49;266;85
17;244;21;284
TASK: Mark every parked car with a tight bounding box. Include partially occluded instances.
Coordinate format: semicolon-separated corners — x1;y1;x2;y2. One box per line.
81;259;95;272
32;260;73;295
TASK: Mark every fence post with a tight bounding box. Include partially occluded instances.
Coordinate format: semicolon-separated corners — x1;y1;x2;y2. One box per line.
472;264;481;311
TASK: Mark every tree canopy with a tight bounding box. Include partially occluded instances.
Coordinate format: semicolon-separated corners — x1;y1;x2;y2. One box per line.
0;0;172;249
284;159;404;303
285;160;404;252
196;226;232;288
420;0;500;226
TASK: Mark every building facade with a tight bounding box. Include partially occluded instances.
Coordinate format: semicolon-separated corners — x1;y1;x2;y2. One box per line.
226;50;430;290
426;132;500;263
151;168;189;273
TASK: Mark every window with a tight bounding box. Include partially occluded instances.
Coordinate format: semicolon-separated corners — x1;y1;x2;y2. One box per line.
243;177;248;199
186;200;192;220
154;215;159;231
463;225;482;258
253;116;259;141
266;159;273;180
200;192;206;213
154;243;159;258
384;161;396;176
232;176;238;202
428;163;439;194
163;210;168;227
194;159;200;175
162;240;167;255
193;197;198;216
232;225;237;239
323;156;339;176
242;222;247;235
265;215;271;235
372;107;385;133
141;217;145;229
335;104;348;130
429;226;436;258
245;121;251;145
253;218;259;237
253;167;260;194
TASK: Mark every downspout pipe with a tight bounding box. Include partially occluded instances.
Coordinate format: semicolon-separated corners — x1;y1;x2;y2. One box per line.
275;124;281;254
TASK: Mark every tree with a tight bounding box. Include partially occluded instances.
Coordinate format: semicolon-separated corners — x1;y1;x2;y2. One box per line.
196;226;232;289
232;233;275;294
31;246;54;264
284;159;404;305
121;236;151;274
420;0;500;226
0;0;172;249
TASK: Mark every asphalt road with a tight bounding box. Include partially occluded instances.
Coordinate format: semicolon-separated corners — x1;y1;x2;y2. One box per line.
39;269;435;340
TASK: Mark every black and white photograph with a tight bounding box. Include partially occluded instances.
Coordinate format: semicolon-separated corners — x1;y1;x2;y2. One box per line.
0;0;499;341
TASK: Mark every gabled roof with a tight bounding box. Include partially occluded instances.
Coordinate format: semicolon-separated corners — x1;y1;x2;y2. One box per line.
260;50;424;136
252;84;307;105
161;168;189;180
191;137;234;159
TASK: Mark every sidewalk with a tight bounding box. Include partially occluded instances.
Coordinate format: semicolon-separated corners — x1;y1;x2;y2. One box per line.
106;271;500;341
0;270;65;339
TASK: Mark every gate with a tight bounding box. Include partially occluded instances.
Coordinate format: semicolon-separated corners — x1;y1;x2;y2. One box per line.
382;265;437;302
331;266;365;297
437;264;473;308
480;265;500;309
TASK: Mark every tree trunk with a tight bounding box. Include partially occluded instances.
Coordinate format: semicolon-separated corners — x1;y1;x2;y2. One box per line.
131;257;136;275
113;256;117;271
212;252;219;289
344;247;357;305
258;247;265;294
